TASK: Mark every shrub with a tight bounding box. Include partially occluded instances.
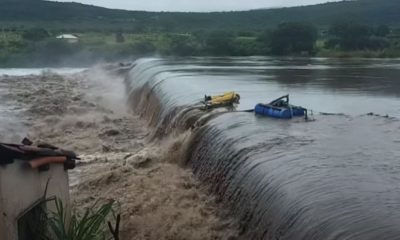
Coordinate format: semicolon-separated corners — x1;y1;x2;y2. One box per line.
22;28;50;41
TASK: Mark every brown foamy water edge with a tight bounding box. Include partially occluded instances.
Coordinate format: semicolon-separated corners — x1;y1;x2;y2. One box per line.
0;68;239;240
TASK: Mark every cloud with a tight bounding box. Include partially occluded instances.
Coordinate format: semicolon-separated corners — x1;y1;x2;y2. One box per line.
55;0;330;12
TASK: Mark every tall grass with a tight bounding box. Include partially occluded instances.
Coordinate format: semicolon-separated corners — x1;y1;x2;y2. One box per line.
45;198;119;240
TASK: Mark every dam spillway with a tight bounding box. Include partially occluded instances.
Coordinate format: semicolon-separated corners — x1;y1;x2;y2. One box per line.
125;57;400;240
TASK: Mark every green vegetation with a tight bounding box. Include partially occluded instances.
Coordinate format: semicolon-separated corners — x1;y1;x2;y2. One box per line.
1;22;399;67
317;22;400;58
18;197;119;240
269;22;317;55
326;22;389;50
22;27;50;41
45;198;119;240
1;0;399;32
1;0;400;66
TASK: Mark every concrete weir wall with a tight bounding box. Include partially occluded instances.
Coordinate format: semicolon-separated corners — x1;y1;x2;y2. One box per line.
125;59;400;240
0;160;70;240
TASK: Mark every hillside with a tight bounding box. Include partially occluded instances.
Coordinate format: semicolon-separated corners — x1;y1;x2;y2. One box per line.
0;0;399;31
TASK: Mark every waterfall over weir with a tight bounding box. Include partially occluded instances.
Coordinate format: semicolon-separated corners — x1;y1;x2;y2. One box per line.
125;58;400;240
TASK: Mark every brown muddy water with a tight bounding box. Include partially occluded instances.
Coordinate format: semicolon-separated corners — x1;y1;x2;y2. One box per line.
1;57;400;240
0;67;239;240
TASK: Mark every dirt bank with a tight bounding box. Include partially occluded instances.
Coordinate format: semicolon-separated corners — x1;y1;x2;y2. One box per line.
0;68;238;239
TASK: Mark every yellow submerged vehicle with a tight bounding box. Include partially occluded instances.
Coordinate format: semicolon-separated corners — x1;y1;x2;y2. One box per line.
203;91;240;109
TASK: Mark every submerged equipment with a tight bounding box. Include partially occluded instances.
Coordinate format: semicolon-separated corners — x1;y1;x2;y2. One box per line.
255;95;308;119
203;91;240;109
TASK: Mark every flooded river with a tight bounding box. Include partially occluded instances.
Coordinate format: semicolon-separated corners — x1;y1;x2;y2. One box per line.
0;68;86;141
126;57;400;240
1;58;399;239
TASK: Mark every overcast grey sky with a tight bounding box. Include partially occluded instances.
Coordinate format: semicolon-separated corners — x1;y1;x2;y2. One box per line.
56;0;331;12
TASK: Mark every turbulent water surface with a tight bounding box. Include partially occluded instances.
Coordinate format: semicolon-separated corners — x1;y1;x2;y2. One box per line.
126;57;400;240
1;59;399;239
0;68;86;76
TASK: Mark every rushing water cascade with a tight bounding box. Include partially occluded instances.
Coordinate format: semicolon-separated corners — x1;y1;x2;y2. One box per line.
126;57;400;240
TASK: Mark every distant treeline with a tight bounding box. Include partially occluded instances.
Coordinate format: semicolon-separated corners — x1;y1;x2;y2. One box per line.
1;0;400;66
1;21;399;67
0;0;399;32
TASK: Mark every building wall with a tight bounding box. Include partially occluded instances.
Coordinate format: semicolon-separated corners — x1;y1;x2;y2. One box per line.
0;160;70;240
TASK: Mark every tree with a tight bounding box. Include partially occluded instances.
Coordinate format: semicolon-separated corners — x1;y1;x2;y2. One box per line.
366;36;390;50
327;22;392;51
256;29;273;54
269;22;317;55
328;21;370;50
22;28;50;41
203;31;236;56
164;34;199;56
375;25;390;37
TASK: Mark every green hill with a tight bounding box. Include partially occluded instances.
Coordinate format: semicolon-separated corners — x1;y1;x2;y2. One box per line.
0;0;399;31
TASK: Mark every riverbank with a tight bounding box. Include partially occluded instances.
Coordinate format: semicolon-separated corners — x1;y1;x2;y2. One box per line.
316;49;400;58
0;68;239;239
